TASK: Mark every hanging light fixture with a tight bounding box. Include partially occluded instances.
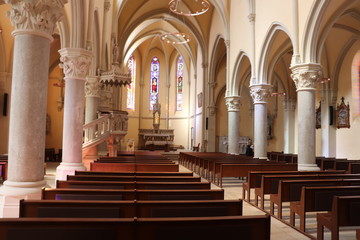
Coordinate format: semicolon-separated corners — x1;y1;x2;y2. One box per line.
271;92;286;97
160;32;191;45
169;0;210;16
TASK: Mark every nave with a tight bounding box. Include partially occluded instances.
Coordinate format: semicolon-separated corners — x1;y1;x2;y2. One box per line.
2;151;356;240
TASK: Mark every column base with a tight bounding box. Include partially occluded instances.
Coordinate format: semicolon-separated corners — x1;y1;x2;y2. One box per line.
298;163;320;171
56;162;86;180
0;179;46;217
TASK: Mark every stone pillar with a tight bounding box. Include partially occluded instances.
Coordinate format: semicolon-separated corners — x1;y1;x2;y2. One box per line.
250;84;272;159
225;96;241;154
0;0;67;217
84;76;102;157
320;89;336;157
206;104;216;152
283;99;296;153
56;48;92;180
291;63;322;170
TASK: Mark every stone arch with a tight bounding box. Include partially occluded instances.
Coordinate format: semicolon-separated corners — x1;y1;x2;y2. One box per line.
257;22;293;85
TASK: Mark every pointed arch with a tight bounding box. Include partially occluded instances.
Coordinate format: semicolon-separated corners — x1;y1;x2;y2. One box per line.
257;22;293;85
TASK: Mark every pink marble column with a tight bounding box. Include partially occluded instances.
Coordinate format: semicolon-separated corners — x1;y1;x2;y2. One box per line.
0;0;67;217
56;48;92;180
291;63;322;171
250;84;272;159
225;96;241;154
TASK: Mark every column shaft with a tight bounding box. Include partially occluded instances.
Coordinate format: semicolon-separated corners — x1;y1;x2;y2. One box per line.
228;111;240;154
291;63;322;171
253;103;267;159
56;49;92;180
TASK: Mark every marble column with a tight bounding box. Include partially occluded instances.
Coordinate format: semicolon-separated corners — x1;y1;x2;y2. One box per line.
56;48;92;180
283;99;296;154
206;104;216;152
291;63;322;170
225;96;241;154
320;89;336;157
250;84;272;159
84;76;102;157
0;0;67;217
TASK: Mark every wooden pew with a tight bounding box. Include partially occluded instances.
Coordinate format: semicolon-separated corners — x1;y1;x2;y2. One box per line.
42;188;224;201
0;218;135;240
67;175;202;182
136;215;271;240
255;173;360;209
215;163;297;188
75;171;193;177
0;215;270;240
20;200;136;218
90;163;179;172
20;199;242;218
289;186;360;231
317;196;360;240
269;179;344;218
136;200;242;217
56;180;211;190
136;189;224;200
42;188;136;201
242;170;345;202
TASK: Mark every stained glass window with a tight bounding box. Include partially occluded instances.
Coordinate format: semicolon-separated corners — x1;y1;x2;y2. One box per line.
127;54;135;110
150;57;160;109
176;55;184;111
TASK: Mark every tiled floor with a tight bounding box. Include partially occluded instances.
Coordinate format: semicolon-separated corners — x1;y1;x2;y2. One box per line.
44;162;357;240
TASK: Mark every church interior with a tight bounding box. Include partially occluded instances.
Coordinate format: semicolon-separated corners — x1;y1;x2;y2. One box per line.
0;0;359;239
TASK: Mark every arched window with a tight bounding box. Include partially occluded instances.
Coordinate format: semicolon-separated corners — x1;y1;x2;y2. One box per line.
150;57;160;109
127;54;135;110
176;55;184;111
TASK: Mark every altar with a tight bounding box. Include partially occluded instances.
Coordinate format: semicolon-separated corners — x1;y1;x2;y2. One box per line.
138;129;174;150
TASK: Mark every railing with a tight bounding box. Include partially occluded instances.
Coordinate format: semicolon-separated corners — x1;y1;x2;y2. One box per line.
82;110;128;151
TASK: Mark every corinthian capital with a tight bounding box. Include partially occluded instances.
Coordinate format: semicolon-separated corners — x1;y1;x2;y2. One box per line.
85;76;102;98
290;63;322;91
225;96;241;112
59;48;92;79
6;0;67;38
250;84;272;104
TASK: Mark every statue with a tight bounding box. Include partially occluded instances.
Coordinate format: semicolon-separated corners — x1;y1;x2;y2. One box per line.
153;97;161;130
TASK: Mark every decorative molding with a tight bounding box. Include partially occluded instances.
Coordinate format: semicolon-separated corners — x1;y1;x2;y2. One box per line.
208;81;216;88
104;1;111;12
201;62;208;69
207;105;216;116
85;76;102;98
6;0;67;38
224;40;230;49
59;48;92;80
225;96;241;112
290;63;322;91
250;84;272;104
248;13;255;22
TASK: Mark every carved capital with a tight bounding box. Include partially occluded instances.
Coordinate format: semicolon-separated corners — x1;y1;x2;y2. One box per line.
224;40;230;49
290;63;322;91
59;48;92;80
6;0;67;38
208;81;216;88
225;96;241;112
85;76;102;98
248;13;255;22
250;84;272;104
104;1;111;12
207;104;216;116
